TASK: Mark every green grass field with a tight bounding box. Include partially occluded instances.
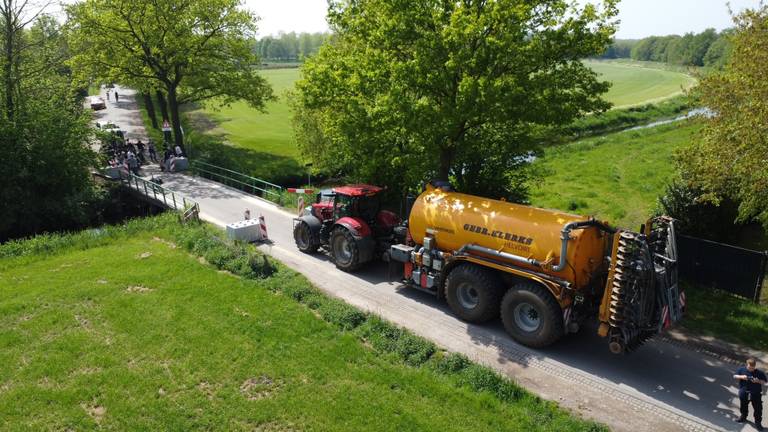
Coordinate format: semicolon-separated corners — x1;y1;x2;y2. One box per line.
585;60;697;108
0;218;603;431
184;62;694;184
529;121;702;230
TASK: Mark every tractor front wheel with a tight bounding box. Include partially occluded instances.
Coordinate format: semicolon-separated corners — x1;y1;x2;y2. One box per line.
293;221;319;253
330;228;361;272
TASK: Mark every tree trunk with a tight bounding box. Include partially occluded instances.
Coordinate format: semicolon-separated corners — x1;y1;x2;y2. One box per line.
438;146;454;181
155;90;169;123
143;93;158;129
3;4;15;123
167;85;184;150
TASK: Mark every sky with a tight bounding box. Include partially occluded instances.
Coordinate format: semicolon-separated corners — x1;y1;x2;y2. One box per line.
245;0;764;39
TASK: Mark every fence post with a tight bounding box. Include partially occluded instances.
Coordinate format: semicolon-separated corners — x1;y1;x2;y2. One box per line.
162;189;167;206
756;252;768;303
143;181;148;197
172;193;177;210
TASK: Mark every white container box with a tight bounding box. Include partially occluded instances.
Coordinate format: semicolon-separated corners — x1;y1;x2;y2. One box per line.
226;219;263;242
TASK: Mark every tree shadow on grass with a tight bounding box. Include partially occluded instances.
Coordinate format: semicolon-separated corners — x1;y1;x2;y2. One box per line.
177;103;307;187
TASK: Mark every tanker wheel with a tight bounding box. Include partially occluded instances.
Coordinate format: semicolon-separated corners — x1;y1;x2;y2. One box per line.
445;264;503;323
330;228;361;272
293;222;319;254
501;282;564;348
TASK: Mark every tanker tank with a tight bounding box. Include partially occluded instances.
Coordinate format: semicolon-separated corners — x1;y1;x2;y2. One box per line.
407;186;611;290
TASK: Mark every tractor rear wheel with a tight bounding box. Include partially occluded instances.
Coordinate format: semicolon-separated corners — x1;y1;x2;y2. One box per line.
293;221;318;253
330;228;361;272
445;264;503;323
501;282;564;348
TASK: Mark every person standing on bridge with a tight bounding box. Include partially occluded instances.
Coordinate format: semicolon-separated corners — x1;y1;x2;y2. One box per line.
735;358;766;430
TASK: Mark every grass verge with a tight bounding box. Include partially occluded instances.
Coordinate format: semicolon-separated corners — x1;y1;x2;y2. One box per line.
0;215;606;431
681;283;768;352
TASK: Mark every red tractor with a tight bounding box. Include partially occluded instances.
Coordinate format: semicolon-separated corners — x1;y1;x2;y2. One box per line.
292;184;404;271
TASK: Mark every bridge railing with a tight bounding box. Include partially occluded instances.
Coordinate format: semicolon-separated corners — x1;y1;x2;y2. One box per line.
121;173;200;220
190;160;283;205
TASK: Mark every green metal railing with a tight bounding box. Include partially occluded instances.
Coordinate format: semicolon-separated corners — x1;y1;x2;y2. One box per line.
121;173;200;218
190;160;283;204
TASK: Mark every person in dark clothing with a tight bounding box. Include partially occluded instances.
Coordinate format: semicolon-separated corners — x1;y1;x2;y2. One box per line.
114;91;119;102
136;140;146;164
147;140;157;163
735;358;767;430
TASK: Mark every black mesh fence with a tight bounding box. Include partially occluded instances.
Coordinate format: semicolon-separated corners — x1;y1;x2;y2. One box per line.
677;234;767;303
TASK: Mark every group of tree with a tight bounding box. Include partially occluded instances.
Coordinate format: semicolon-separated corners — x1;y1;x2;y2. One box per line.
597;29;733;69
253;32;330;62
0;1;97;241
667;4;768;235
66;0;274;149
292;0;620;202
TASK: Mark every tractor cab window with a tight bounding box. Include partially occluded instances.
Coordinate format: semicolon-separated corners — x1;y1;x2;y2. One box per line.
334;194;355;219
357;195;380;222
317;189;334;204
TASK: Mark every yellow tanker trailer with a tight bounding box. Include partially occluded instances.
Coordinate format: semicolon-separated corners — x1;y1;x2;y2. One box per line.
389;182;684;354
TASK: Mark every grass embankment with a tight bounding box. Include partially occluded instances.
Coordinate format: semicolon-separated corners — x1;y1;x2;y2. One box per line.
0;216;605;431
529;121;701;230
584;60;697;107
530;119;768;352
554;96;691;141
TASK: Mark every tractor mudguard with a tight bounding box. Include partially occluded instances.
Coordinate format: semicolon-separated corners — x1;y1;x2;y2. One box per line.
334;217;372;238
296;214;322;236
334;217;375;264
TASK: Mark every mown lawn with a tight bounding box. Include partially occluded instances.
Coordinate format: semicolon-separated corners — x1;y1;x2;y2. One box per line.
0;222;602;431
584;60;697;107
529;121;702;230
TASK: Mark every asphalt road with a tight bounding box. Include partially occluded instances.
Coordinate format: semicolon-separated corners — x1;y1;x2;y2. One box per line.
94;86;765;432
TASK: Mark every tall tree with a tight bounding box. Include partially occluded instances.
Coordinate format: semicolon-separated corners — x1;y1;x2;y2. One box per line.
66;0;273;149
0;6;97;240
679;5;768;229
292;0;618;199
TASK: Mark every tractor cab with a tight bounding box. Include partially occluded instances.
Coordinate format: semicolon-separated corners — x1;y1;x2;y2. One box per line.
331;185;383;222
293;184;403;271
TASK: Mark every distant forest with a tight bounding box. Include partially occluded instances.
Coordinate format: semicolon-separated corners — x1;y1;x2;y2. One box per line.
259;29;732;68
597;28;732;69
254;32;330;62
